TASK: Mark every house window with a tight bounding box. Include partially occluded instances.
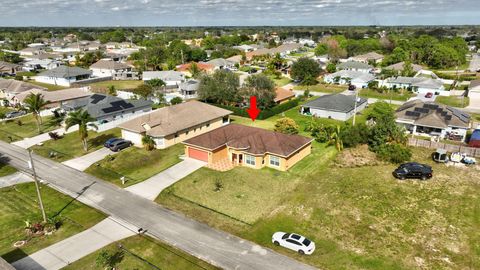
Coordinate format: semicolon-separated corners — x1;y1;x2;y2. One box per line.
206;123;210;128
270;156;280;167
245;155;256;166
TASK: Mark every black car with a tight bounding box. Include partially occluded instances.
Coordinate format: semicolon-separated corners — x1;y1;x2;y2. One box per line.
104;138;121;148
348;84;356;91
5;110;26;119
109;139;132;152
393;162;433;180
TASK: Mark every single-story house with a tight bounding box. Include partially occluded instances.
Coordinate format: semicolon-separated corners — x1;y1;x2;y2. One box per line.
384;62;423;73
324;70;375;88
142;71;185;89
349;52;384;64
301;94;368;121
383;76;444;93
35;66;92;87
89;59;133;78
0;61;22;74
0;79;47;105
274;88;295;104
179;79;200;99
206;58;236;70
176;62;214;77
119;100;232;149
14;88;91;108
395;99;471;141
23;59;62;71
62;94;152;124
336;61;373;73
232;45;256;52
183;124;313;171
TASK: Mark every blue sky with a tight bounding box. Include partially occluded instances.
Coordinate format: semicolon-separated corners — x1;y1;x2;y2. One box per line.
0;0;479;26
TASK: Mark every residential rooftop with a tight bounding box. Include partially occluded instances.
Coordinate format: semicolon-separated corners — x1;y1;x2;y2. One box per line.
302;94;367;113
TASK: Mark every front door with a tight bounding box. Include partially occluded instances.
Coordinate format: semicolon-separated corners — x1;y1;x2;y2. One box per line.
238;154;243;164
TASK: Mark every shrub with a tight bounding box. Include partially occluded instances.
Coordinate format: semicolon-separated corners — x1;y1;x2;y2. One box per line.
340;123;369;148
170;96;183;105
213;98;299;120
214;179;223;192
48;132;62;140
274;117;299;135
375;144;412;163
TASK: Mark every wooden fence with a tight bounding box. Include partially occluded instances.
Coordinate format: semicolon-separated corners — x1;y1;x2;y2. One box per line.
408;138;480;157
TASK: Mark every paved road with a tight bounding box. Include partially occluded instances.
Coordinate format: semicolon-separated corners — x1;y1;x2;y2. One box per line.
468;53;480;72
12;217;136;270
126;158;206;200
0;172;33;188
62;147;114;171
0;141;316;270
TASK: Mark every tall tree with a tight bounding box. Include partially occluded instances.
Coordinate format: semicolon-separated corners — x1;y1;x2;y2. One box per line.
198;70;240;105
290;57;321;85
242;74;276;109
65;110;98;152
23;93;48;134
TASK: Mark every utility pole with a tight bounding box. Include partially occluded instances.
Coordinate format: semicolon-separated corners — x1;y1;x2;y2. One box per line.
28;150;47;223
352;89;358;126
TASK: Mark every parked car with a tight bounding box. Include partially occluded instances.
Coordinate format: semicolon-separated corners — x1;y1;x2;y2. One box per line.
272;232;315;255
392;162;433;180
425;92;433;98
109;139;132;152
104;138;121;148
348;84;356;91
5;110;26;119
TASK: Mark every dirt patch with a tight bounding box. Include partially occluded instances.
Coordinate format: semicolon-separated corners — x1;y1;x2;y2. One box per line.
334;145;385;167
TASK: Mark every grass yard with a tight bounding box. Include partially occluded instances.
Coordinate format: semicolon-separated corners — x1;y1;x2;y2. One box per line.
435;95;470;108
0;106;14;116
30;128;121;162
358;88;415;101
0;182;106;263
89;80;144;92
0;115;58;142
63;235;219;270
85;144;184;187
25;80;68;91
157;145;480;270
0;164;17;177
293;83;345;94
267;75;292;87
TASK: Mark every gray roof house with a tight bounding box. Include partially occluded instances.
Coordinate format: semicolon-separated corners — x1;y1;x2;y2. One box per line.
337;61;373;73
206;58;236;69
301;94;368;121
35;66;92;87
179;79;200;99
384;76;444;92
384;61;423;73
62;94;153;123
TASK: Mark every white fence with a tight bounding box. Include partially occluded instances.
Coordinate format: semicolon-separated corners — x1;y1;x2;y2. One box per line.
92;110;152;132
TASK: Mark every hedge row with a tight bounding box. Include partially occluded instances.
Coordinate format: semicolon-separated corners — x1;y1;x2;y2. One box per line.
213;98;300;120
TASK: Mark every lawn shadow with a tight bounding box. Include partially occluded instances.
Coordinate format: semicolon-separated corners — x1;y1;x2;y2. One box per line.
89;134;116;148
1;248;33;265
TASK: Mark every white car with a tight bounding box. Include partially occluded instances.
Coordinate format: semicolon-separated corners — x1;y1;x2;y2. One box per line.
272;232;315;255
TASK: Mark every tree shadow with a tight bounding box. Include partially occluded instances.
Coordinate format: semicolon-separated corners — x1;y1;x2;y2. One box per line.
89;134;116;148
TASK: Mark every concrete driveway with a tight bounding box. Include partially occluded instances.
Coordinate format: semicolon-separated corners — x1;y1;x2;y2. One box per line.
125;158;206;200
0;172;33;188
62;147;114;171
467;92;480;111
12;217;136;270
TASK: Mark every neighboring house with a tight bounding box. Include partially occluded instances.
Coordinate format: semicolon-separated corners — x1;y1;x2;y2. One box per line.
14;88;91;108
226;55;243;65
349;52;384;64
301;94;368;121
179;79;200;99
336;61;373;73
0;61;22;74
183;124;313;171
206;58;236;70
383;76;444;93
89;59;134;78
142;71;185;89
62;94;152;124
19;47;42;56
119;100;232;149
23;59;62;71
324;70;375;88
232;45;256;52
395;99;471;141
274;88;296;104
384;61;423;73
0;79;47;105
176;62;214;77
35;66;92;87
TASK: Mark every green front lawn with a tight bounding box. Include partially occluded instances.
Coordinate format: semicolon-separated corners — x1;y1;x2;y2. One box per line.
0;183;106;263
157;146;480;270
0;164;17;177
25;80;68;91
85;144;184;187
358;88;415;101
89;80;144;92
267;75;292;87
435;96;470;108
0;106;14;116
30;128;121;162
293;83;345;94
0;115;58;142
63;235;219;270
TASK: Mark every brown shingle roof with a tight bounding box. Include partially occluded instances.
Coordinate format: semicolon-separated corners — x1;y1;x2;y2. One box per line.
183;124;313;158
0;79;47;94
119;101;232;137
274;88;295;103
16;88;91;104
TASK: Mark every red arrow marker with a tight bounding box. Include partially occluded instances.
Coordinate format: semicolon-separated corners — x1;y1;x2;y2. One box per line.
246;96;261;121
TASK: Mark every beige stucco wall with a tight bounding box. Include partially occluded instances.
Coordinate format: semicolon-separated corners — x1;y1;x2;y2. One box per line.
161;117;225;149
284;143;312;170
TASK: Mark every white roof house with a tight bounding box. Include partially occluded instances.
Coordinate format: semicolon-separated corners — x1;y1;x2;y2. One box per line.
142;71;185;88
324;70;375;88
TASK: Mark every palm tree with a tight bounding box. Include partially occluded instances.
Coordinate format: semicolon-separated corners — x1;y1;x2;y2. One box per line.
327;125;344;151
65;110;98;152
107;85;117;96
142;135;156;151
188;62;201;78
23;93;48;134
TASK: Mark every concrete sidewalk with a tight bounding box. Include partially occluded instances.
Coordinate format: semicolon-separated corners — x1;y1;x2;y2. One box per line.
126;158;206;200
12;126;78;149
62;148;114;171
0;172;33;188
12;217;136;270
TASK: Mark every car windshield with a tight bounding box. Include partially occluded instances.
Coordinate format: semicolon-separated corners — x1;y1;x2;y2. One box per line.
291;234;301;240
302;238;311;246
282;233;290;240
